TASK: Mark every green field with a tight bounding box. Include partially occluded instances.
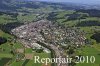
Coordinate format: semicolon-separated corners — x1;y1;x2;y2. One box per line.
17;13;38;22
0;14;17;24
76;45;100;66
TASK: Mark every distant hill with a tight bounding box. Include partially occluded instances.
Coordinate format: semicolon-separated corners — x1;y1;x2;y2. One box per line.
0;0;85;12
0;0;100;13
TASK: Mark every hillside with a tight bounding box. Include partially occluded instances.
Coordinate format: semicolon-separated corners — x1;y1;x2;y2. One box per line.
0;0;92;12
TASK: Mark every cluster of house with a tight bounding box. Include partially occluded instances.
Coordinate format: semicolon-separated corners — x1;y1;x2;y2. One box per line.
11;20;86;53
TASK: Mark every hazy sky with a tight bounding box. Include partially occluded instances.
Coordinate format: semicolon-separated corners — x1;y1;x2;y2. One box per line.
38;0;100;4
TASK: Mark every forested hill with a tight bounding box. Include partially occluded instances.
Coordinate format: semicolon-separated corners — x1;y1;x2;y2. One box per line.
0;0;97;12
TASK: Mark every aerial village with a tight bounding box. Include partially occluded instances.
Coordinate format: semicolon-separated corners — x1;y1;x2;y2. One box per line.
11;20;86;66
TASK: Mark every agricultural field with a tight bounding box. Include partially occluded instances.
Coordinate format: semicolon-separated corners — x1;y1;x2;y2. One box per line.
76;45;100;66
0;14;17;24
17;13;38;22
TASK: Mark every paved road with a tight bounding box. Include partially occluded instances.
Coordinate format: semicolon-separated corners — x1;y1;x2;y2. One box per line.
39;41;68;66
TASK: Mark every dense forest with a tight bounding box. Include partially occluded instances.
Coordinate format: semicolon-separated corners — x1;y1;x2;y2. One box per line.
91;32;100;43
